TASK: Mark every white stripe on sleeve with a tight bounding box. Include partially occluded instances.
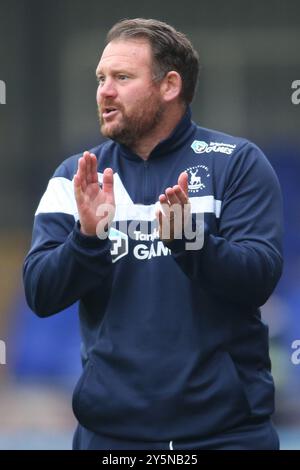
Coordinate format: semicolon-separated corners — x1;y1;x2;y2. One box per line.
35;177;78;218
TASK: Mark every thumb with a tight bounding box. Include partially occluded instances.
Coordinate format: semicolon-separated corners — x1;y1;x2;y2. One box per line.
178;171;188;196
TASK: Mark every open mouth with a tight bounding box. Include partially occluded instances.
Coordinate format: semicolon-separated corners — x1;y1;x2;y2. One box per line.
102;107;119;119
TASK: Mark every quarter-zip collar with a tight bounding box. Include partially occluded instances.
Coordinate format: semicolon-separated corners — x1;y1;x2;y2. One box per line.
118;106;196;161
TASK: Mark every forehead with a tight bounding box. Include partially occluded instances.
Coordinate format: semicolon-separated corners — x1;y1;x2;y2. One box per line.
96;39;152;72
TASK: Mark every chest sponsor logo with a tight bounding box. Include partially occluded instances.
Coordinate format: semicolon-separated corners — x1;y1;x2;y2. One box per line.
108;226;171;263
133;228;171;260
185;165;210;193
191;140;236;155
109;227;129;263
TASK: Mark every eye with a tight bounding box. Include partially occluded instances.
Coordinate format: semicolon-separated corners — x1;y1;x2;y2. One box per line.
97;76;105;85
118;74;129;81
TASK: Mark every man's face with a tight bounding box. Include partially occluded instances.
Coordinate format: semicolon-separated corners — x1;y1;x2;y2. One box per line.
96;39;164;147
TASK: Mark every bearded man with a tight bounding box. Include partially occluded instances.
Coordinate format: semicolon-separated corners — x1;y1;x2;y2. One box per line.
23;18;283;450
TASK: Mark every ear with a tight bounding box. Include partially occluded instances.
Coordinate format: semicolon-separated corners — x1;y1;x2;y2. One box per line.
160;71;182;102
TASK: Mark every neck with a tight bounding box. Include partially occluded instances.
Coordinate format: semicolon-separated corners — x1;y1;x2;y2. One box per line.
131;104;186;160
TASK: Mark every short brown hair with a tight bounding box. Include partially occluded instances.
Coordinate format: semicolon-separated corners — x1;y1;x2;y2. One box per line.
106;18;200;105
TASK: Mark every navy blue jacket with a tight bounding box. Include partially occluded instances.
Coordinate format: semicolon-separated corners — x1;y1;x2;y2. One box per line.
23;109;283;441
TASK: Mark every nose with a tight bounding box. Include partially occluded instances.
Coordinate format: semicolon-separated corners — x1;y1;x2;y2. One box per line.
97;78;117;100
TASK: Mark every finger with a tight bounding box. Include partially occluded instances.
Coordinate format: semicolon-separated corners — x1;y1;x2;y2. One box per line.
158;211;164;238
102;168;115;203
157;207;173;241
90;154;98;184
165;187;181;206
178;171;189;196
155;208;162;226
84;152;93;184
74;174;84;206
159;194;168;205
156;209;166;239
78;156;87;192
173;185;189;206
173;184;191;225
159;201;171;219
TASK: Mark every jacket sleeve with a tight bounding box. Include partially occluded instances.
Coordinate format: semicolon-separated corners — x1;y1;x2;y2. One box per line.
168;143;283;307
23;162;112;317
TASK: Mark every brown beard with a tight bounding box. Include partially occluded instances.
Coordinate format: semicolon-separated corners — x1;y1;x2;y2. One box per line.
98;91;165;148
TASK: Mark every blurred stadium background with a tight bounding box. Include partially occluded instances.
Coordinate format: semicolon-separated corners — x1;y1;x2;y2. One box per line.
0;0;299;449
